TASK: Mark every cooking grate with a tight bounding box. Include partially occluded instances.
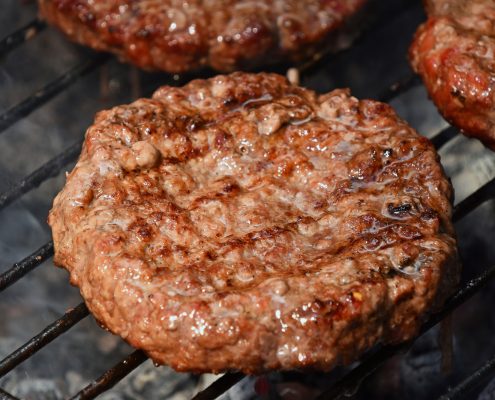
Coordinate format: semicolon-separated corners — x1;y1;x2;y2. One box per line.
1;1;495;399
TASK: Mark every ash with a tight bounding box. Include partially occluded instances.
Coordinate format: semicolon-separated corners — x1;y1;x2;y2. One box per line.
2;0;495;399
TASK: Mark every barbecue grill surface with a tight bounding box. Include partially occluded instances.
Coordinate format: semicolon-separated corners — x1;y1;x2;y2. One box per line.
2;0;495;399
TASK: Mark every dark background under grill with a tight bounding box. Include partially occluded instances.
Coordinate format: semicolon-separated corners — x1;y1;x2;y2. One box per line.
2;0;495;399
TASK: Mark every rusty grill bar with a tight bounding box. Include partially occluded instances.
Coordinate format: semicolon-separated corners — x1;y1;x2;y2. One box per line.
1;2;495;399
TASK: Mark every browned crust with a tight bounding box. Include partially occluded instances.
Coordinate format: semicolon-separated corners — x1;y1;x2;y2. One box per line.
409;0;495;149
48;72;459;373
38;0;366;73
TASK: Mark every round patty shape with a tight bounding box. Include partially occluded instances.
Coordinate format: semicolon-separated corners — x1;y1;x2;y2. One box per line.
410;0;495;149
48;73;459;374
38;0;366;73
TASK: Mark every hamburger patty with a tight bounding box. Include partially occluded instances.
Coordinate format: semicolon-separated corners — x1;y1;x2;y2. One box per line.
48;73;459;373
410;0;495;149
38;0;366;73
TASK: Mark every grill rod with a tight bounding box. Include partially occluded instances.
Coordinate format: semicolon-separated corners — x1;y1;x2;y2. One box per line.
0;69;423;224
69;350;148;400
191;175;495;400
378;74;421;103
438;352;495;400
0;303;89;377
0;1;484;396
430;126;458;150
0;241;53;292
316;263;495;400
1;134;494;399
192;373;245;400
453;177;495;223
0;139;82;212
0;18;46;59
0;54;108;134
0;388;21;400
298;0;417;76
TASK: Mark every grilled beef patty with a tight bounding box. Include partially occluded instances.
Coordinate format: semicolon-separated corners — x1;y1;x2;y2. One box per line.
48;73;459;373
410;0;495;149
38;0;366;73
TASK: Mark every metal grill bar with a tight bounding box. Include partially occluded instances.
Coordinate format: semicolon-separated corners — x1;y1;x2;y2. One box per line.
0;108;473;400
0;69;429;217
0;18;46;59
378;73;420;103
0;3;488;399
316;263;495;400
0;241;53;292
0;388;21;400
192;373;244;400
0;139;82;212
453;176;495;223
0;113;477;400
431;126;458;150
299;0;417;75
69;350;148;400
0;54;108;134
438;353;495;400
190;170;495;400
307;177;495;399
0;302;88;377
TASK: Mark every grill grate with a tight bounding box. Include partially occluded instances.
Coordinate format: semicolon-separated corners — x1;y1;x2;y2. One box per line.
0;140;82;212
440;352;495;400
191;374;244;400
0;54;108;133
0;242;54;291
0;387;21;400
0;303;89;378
0;18;46;58
69;350;148;400
317;264;495;400
1;1;495;399
430;126;459;151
